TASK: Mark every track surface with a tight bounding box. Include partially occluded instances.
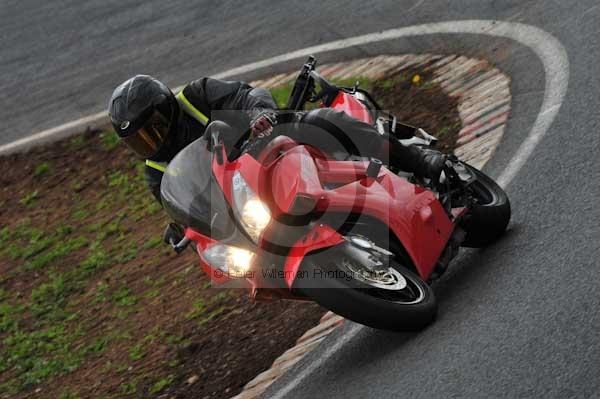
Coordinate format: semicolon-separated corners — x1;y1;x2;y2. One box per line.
3;1;599;397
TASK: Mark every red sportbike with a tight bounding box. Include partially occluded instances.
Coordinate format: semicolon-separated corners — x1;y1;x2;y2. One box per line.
161;57;511;331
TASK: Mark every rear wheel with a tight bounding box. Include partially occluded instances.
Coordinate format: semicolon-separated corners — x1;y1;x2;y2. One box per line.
461;164;511;247
297;242;437;331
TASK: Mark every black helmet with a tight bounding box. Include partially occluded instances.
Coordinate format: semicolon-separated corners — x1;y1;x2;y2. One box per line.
108;75;179;159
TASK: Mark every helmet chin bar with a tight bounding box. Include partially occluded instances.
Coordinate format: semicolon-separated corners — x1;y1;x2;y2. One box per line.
121;109;173;159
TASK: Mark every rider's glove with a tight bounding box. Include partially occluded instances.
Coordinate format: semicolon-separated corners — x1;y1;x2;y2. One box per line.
250;111;276;139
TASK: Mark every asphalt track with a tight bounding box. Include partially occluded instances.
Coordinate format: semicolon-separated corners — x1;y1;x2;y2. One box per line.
3;1;599;397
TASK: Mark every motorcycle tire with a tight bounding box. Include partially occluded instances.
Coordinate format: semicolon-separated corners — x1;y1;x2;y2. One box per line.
297;259;437;332
460;164;511;247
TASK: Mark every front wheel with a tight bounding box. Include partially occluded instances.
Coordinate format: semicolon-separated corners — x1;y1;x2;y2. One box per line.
296;253;437;331
460;164;511;247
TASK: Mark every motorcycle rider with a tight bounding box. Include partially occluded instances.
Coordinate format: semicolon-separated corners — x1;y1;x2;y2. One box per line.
108;75;446;206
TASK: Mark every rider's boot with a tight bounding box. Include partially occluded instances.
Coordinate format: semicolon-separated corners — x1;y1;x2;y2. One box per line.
384;134;447;183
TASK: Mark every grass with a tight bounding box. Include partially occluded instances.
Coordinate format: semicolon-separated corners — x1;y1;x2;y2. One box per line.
0;323;85;393
108;170;133;196
0;301;22;333
150;375;174;394
111;286;137;307
70;135;86;149
85;337;108;356
30;273;73;318
72;207;90;221
100;130;119;151
80;241;111;272
186;298;206;320
93;282;109;304
19;190;39;206
143;235;163;250
144;288;161;299
0;134;175;396
25;236;88;270
128;342;146;361
0;223;87;271
120;378;139;395
59;390;81;399
0;220;135;393
34;162;51;177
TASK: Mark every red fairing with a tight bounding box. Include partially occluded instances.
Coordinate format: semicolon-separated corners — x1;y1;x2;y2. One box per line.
184;228;231;285
330;91;373;124
211;147;266;208
268;146;325;215
283;224;344;288
268;148;454;280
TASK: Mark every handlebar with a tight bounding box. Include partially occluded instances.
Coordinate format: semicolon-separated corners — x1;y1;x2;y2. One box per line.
285;56;317;110
285;56;357;110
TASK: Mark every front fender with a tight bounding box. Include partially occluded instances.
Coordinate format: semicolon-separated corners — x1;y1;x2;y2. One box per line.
283;224;344;288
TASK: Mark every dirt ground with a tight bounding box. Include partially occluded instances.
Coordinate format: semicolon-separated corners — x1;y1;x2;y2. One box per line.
0;66;459;399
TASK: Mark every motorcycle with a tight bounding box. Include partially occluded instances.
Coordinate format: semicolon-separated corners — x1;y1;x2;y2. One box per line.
160;56;511;331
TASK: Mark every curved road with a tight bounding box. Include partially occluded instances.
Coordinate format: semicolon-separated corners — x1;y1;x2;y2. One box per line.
3;1;599;397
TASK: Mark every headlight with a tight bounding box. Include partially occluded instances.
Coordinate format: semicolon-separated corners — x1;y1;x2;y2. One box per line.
232;171;271;242
202;244;254;277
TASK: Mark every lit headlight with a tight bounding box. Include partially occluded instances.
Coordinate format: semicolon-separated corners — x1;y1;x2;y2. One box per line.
232;171;271;242
202;244;254;277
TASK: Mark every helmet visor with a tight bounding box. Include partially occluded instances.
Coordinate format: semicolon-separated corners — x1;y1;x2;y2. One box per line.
121;110;171;159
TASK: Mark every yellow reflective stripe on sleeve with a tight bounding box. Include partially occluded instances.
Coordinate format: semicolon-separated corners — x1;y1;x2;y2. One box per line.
176;91;209;125
145;159;167;173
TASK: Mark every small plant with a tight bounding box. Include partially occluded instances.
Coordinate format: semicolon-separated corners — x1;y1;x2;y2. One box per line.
116;363;130;374
59;390;80;399
0;301;22;333
19;190;39;206
95;196;110;211
95;219;121;242
30;273;72;317
145;288;161;299
142;235;162;250
85;337;108;355
120;379;138;395
56;225;73;236
80;241;111;272
70;180;85;192
128;342;146;361
93;282;109;303
149;375;174;394
70;135;85;149
100;130;120;151
111;286;137;307
186;298;206;320
72;207;90;221
107;170;134;196
34;162;51;177
115;246;138;263
198;305;229;327
166;334;185;346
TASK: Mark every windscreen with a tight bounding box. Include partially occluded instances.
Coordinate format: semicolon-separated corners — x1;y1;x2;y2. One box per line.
160;137;234;239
